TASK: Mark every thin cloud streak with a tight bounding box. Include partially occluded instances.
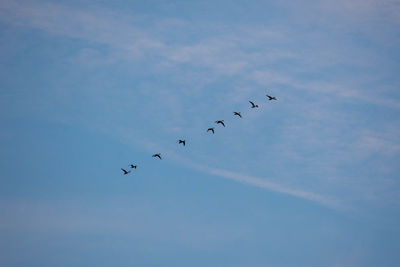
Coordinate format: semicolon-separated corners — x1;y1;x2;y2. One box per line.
154;148;343;209
190;161;341;209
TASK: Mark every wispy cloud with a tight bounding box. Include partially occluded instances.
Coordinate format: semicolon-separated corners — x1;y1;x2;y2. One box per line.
125;139;343;209
0;0;164;58
250;70;400;110
2;0;399;98
193;163;342;209
354;128;400;158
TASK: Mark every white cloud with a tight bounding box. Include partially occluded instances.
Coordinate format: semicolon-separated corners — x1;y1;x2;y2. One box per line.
354;129;400;157
0;0;163;58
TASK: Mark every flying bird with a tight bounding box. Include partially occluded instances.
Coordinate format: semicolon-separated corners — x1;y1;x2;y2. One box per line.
152;153;162;159
233;112;242;118
178;139;186;146
121;168;131;175
130;164;137;169
249;101;259;108
207;127;215;134
215;120;225;127
266;95;277;100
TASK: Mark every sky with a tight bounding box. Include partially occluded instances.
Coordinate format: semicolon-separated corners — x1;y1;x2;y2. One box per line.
0;0;400;266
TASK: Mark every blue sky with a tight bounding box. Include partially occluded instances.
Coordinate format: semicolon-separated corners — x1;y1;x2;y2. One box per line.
1;0;400;266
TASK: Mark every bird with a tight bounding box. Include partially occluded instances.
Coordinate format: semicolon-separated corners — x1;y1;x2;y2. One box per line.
121;168;131;175
233;112;242;118
266;95;277;101
178;139;186;146
130;164;137;169
249;101;259;108
152;153;162;159
207;127;215;134
215;120;225;127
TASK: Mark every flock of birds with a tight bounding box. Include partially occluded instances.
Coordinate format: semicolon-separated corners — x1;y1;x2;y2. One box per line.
121;94;278;175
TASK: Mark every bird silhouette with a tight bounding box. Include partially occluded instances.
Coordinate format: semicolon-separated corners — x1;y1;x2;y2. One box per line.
117;91;276;175
152;153;162;159
249;101;259;108
121;168;131;175
178;139;186;146
215;120;225;127
233;112;242;118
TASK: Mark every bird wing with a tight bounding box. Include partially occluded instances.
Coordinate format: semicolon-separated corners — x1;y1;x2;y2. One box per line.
249;101;255;106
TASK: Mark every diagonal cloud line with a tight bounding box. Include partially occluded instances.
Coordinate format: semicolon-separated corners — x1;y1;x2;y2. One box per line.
126;135;344;210
177;156;343;210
